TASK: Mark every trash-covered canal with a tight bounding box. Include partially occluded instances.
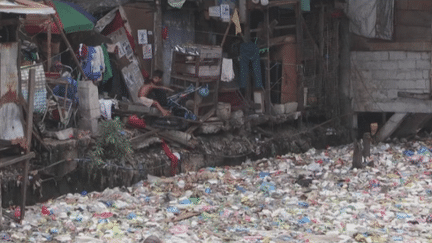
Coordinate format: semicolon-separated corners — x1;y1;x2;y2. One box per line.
3;139;432;243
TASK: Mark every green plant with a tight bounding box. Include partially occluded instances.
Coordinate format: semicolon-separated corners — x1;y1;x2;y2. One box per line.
89;117;133;167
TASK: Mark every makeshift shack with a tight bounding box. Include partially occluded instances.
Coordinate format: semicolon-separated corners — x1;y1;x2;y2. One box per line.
0;0;55;225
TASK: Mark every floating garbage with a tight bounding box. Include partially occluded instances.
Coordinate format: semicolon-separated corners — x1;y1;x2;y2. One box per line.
3;140;432;242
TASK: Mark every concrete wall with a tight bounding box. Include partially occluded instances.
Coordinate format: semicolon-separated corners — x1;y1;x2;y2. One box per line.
351;51;432;112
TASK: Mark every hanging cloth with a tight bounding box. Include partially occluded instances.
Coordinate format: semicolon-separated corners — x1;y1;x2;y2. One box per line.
101;43;113;83
221;58;235;82
161;139;179;176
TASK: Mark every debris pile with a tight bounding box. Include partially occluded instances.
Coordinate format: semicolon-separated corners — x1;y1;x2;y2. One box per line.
3;140;432;242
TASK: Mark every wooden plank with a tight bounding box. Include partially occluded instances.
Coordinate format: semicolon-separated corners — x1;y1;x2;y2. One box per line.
0;179;2;230
376;113;408;142
269;0;299;7
26;69;35;149
186;108;215;134
0;152;35;168
394;26;432;42
351;35;432;51
396;10;431;27
393;113;432;138
395;0;408;10
0;18;18;27
19;67;35;223
407;0;432;11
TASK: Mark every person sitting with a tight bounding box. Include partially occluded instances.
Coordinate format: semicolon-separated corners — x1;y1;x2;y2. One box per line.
138;70;174;116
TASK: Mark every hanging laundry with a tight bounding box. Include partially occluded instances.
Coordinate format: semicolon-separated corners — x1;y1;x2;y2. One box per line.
231;9;242;35
239;42;264;89
101;43;113;83
80;45;105;82
221;58;235;82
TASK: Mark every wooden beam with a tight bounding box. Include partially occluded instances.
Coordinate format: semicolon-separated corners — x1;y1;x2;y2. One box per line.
269;0;299;7
376;113;407;142
351;35;432;51
153;0;163;72
0;18;18;27
0;152;35;168
185;108;215;134
264;7;271;114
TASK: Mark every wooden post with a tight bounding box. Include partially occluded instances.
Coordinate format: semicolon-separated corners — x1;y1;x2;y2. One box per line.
47;21;52;72
295;2;304;112
352;139;363;169
0;179;2;230
362;132;371;158
154;0;163;72
318;3;325;115
264;7;271;114
20;68;35;223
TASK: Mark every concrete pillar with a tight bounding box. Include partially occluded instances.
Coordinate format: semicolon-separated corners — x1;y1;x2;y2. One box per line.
78;81;100;135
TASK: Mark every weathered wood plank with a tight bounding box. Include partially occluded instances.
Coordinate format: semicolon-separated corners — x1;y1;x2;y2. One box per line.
376;113;407;142
351;35;432;51
394;26;432;42
407;0;432;11
396;10;431;27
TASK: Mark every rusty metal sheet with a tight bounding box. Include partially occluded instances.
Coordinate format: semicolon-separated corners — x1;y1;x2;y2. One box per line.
0;102;24;141
0;42;18;97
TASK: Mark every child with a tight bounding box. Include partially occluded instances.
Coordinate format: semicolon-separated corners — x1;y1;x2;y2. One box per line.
138;70;174;116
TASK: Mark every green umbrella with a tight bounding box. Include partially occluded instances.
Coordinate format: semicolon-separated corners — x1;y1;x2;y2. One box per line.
50;0;94;34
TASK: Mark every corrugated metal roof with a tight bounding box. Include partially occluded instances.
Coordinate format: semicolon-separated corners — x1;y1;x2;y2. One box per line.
0;0;55;15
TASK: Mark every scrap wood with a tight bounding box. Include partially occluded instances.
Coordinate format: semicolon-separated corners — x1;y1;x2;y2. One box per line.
186;108;215;134
165;211;201;223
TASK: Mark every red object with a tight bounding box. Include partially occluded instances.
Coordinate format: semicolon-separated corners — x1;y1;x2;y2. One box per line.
141;69;149;79
128;115;146;129
45;72;61;79
41;206;50;216
162;26;168;40
218;91;247;110
52;109;60;121
93;212;113;219
161;139;179;176
14;207;21;218
331;9;344;18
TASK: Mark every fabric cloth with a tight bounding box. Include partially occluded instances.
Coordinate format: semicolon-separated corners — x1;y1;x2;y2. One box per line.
128;114;146;129
101;43;113;83
99;99;113;120
161;139;179;176
232;9;242;35
94;46;105;82
221;58;235;82
53;76;78;103
239;42;263;89
81;46;102;81
139;96;154;107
